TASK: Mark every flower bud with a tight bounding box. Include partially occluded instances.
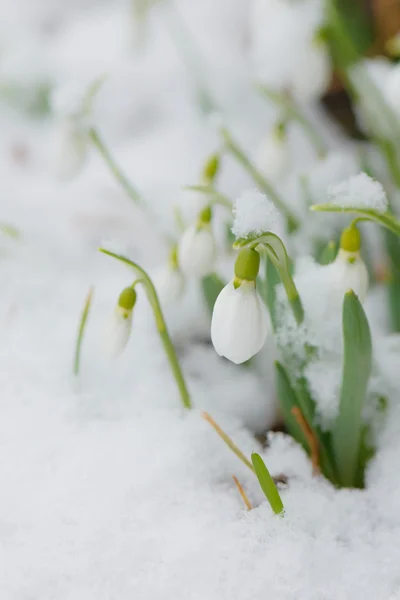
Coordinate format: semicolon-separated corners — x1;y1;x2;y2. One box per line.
201;153;220;185
256;122;289;181
211;278;269;364
104;286;137;357
328;226;368;304
178;217;216;277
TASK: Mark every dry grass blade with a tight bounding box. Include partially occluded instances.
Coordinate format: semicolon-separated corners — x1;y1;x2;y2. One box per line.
291;406;320;475
232;475;252;510
202;412;255;473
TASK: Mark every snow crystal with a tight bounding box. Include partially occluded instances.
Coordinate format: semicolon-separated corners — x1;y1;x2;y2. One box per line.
231;189;283;238
327;172;388;212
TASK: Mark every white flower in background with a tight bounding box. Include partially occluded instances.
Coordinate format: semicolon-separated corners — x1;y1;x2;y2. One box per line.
104;286;137;358
154;246;185;305
384;64;400;118
256;122;289;181
328;226;369;305
178;206;216;277
250;0;329;102
211;248;269;364
291;39;331;103
53;117;89;180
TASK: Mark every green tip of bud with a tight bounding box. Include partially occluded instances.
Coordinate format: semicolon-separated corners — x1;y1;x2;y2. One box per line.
118;286;137;311
234;248;261;281
202;153;220;184
273;120;287;140
198;204;212;225
340;225;361;253
169;245;179;269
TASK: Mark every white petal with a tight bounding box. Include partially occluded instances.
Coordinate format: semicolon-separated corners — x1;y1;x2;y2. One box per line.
211;280;269;364
329;250;369;306
291;43;331;103
103;308;133;358
153;266;185;305
178;226;216;277
256;131;289;181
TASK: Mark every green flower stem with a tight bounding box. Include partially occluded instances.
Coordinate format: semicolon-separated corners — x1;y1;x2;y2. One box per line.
73;286;94;376
184;184;233;209
89;128;142;205
234;232;304;325
257;84;327;158
99;248;192;410
220;128;299;232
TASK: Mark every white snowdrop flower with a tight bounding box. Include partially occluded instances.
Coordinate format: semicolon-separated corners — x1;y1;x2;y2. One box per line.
256;123;289;181
154;266;185;305
291;40;331;103
53;117;89;180
104;287;137;358
384;64;400;117
154;247;185;305
211;248;269;364
328;226;369;305
178;206;216;277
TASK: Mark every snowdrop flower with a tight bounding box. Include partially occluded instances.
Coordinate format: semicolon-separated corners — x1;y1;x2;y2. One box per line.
211;248;269;364
154;246;185;305
256;122;289;181
329;225;369;305
53;117;89;180
291;39;331;103
178;206;216;277
104;286;137;358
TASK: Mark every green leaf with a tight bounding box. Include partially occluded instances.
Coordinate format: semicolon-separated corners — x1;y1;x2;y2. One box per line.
201;273;225;316
318;240;338;265
275;362;309;449
311;205;400;237
251;453;284;515
332;291;372;488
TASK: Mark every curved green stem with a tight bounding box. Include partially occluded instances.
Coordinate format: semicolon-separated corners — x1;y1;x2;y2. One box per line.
73;286;94;376
185;184;233;209
99;248;192;409
235;232;304;325
256;84;327;159
220;127;299;232
89;128;142;205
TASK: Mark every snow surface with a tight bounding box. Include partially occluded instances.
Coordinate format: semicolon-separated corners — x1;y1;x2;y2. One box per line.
1;1;400;599
327;172;388;212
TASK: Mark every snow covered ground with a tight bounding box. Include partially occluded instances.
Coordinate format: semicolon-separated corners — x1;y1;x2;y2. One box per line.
1;1;400;598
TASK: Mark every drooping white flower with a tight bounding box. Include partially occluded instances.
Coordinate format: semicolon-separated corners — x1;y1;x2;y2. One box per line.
211;279;269;364
154;265;185;305
256;125;289;181
53;117;89;180
291;40;331;103
178;209;216;277
104;287;137;358
329;249;369;305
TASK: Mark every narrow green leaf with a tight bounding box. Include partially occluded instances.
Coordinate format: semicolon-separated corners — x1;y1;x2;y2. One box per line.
275;362;309;449
265;256;280;331
318;240;338;265
332;291;372;487
73;286;94;376
251;453;284;515
201;273;225;316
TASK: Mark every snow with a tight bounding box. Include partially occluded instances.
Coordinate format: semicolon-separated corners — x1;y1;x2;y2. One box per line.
327;172;388;212
1;1;400;599
231;189;283;239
